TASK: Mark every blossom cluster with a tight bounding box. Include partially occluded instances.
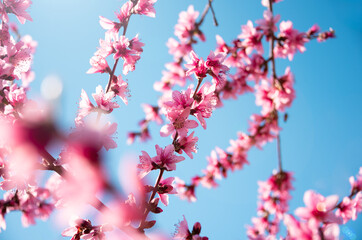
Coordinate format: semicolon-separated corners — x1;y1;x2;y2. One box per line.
0;0;358;240
172;0;335;204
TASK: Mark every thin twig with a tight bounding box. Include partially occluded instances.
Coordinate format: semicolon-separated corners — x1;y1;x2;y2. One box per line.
268;0;283;172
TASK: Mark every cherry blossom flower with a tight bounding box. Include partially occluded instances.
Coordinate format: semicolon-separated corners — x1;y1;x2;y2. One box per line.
115;1;132;24
214;35;229;54
76;89;95;125
274;21;308;60
160;107;198;137
3;41;32;79
142;104;162;124
238;21;263;55
87;55;111;74
227;133;251;170
1;0;32;24
174;177;197;202
92;85;119;113
152;144;185;171
167;38;193;60
205;51;229;85
256;10;280;39
164;88;194;110
191;82;217;129
99;15;121;33
352;192;362;220
138;150;153;178
295;190;341;224
185;51;208;79
100;122;118;151
174;216;208;240
349;167;362;192
336;197;354;224
112;34;143;75
157;177;177;206
160;62;189;88
134;0;157;18
3;83;27;114
174;5;204;42
62;217;112;240
174;131;198;159
110;75;129;105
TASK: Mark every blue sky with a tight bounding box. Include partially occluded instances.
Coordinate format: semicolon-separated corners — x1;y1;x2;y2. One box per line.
2;0;362;239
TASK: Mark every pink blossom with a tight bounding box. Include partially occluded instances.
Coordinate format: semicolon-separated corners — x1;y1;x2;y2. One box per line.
306;24;320;37
255;79;276;115
62;217;112;240
349;167;362;192
167;38;193;60
274;21;308;60
185;51;208;79
142;104;162;124
335;197;354;224
174;5;204;42
157;177;177;206
101;122;118;151
174;216;208;240
0;144;38;190
227;133;251;170
3;41;32;79
204;149;223;181
1;0;32;24
76;89;95;125
316;28;335;42
0;22;11;44
175;131;198;159
115;1;132;24
174;215;191;240
256;11;280;37
99;16;121;33
134;0;157;18
95;35;114;58
199;172;218;189
160;62;189;88
92;85;119;113
205;51;229;85
164;87;194;110
248;113;279;147
352;192;362;220
191;82;217;129
138;150;153;178
245;54;267;82
129;34;145;53
20;69;35;87
53;148;106;213
255;68;295;114
87;55;111;74
21;35;37;54
113;34;142;75
215;35;229;54
174;177;197;202
3;83;27;114
160;107;198;137
295;190;341;224
110;75;129;105
113;35;131;58
238;21;263;55
283;214;319;240
152;144;185;171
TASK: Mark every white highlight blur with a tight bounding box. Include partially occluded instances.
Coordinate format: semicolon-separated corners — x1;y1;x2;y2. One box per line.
41;74;63;100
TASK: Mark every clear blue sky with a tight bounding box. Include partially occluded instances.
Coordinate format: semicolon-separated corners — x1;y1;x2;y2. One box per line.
2;0;361;239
